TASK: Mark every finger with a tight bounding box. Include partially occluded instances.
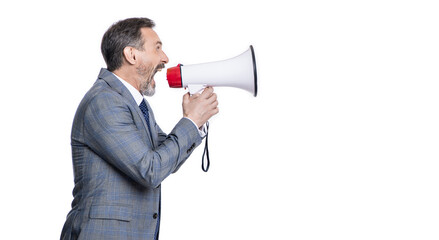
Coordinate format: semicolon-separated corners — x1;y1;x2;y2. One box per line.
210;107;219;116
205;93;217;104
212;99;219;108
201;86;214;98
207;93;218;104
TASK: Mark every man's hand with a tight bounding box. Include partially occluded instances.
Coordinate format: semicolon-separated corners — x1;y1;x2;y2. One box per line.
182;87;219;128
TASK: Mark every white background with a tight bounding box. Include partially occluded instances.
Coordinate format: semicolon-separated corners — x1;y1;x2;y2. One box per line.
1;0;438;239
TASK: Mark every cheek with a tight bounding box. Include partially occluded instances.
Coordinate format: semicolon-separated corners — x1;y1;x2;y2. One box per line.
147;50;162;63
139;55;152;65
141;57;160;70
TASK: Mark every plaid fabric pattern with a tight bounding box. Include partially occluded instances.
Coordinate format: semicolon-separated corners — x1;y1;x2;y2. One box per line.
61;68;203;240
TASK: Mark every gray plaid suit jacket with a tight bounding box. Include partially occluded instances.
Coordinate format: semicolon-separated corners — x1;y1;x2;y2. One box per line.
61;68;202;240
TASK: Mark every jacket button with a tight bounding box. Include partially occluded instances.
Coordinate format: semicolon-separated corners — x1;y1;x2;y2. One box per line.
153;213;158;219
187;143;195;154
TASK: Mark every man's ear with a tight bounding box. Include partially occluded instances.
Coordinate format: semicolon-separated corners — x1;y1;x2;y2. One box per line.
122;46;137;65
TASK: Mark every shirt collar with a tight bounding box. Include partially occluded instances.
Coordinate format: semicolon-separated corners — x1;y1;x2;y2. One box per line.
112;72;144;106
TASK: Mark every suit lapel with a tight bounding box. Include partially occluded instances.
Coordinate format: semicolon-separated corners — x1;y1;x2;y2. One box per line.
97;68;155;146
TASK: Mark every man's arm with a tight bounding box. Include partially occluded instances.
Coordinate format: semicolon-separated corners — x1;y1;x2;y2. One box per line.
83;91;202;188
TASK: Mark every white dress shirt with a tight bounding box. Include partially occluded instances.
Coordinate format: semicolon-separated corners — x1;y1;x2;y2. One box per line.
112;73;206;137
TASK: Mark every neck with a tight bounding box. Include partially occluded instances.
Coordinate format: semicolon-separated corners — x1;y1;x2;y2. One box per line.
113;67;141;92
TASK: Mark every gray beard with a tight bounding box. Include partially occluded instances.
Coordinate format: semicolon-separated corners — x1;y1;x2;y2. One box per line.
137;64;156;96
141;80;155;96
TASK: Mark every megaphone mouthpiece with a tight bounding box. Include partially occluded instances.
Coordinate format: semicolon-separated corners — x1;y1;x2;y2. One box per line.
167;64;183;88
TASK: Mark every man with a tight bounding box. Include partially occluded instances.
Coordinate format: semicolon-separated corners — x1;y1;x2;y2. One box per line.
61;18;219;240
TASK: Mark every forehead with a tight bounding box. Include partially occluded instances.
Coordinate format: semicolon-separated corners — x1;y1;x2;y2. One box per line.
140;27;161;45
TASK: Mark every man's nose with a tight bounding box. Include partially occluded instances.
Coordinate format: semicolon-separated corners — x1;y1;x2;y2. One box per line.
162;51;169;64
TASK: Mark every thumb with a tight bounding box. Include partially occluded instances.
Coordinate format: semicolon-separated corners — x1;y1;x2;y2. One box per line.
183;92;190;101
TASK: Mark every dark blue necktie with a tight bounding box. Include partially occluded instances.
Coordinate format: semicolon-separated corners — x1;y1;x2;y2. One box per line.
140;99;160;239
139;99;152;135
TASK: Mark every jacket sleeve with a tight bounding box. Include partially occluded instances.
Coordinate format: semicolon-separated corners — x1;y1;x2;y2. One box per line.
83;91;202;188
155;123;169;145
153;123;189;173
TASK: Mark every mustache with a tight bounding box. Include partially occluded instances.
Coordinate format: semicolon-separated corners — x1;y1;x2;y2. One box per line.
155;63;165;72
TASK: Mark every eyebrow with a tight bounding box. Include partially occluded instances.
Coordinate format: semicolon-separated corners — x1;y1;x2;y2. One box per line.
156;41;162;46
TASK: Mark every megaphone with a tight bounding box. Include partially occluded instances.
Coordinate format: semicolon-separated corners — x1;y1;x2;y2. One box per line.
167;45;258;96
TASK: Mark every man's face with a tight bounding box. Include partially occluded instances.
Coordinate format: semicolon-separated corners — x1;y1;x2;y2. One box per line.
135;28;169;96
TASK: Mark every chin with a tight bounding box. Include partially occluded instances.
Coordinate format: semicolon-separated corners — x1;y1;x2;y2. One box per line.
142;87;156;97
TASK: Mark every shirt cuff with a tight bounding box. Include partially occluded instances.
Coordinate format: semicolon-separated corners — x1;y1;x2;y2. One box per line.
184;117;207;138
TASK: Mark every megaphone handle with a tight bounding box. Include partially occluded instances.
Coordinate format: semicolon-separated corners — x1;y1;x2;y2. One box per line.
201;121;210;172
187;84;207;95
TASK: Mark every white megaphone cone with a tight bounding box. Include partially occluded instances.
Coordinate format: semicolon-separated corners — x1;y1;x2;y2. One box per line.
167;45;258;96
